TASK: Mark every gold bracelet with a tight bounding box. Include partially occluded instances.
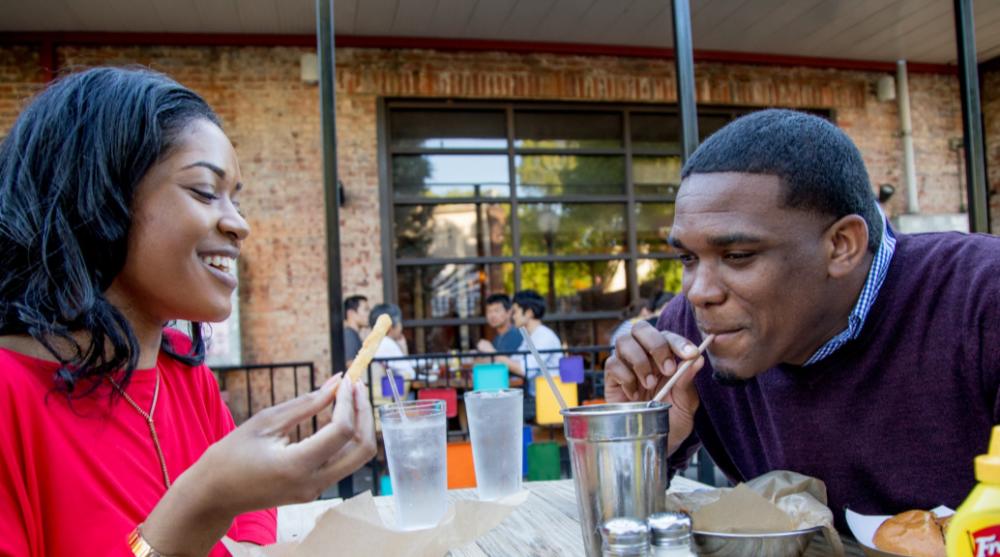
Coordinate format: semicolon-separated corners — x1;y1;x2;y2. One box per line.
126;524;164;557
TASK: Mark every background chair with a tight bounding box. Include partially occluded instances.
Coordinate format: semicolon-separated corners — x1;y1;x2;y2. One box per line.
379;474;393;495
534;376;579;425
417;387;458;418
446;441;477;489
558;355;585;383
522;425;533;477
473;362;510;391
380;374;406;399
526;442;561;481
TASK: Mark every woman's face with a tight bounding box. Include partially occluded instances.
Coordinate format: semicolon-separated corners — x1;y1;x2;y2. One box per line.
106;119;249;328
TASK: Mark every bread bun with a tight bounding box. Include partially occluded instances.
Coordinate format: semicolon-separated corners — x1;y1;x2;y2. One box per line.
873;510;945;557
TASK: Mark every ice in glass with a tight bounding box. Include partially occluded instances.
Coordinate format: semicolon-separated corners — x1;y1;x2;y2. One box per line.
465;389;523;500
379;400;448;530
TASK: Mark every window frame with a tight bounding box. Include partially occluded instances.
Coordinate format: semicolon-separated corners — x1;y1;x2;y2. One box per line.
379;99;827;351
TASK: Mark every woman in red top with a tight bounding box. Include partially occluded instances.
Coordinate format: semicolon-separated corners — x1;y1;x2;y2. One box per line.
0;67;377;556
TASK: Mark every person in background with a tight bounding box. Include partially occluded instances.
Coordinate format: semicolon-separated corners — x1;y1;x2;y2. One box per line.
477;290;560;423
644;291;675;325
608;290;675;350
476;293;523;354
0;67;376;557
481;290;561;394
343;294;370;366
369;303;416;381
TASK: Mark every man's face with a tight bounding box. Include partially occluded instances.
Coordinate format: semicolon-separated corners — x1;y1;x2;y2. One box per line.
511;303;530;328
356;301;371;327
669;172;837;379
347;301;370;328
485;302;512;330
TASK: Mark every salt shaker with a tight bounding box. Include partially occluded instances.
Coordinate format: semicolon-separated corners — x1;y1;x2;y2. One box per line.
647;512;695;557
600;517;651;557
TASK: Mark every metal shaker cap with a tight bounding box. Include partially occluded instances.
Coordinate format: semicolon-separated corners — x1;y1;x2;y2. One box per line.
600;517;650;554
647;512;692;546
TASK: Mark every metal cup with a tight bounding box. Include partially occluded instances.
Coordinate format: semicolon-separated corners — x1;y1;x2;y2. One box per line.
562;402;671;557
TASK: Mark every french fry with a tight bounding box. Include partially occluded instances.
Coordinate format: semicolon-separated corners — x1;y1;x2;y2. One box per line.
341;314;393;387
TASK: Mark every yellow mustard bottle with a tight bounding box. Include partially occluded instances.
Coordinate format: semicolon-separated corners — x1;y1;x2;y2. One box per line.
946;426;1000;556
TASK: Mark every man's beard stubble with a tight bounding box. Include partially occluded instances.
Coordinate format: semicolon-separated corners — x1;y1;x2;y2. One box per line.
711;367;750;387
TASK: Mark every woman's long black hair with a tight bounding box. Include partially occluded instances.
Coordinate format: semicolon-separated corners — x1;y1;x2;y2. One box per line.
0;67;221;396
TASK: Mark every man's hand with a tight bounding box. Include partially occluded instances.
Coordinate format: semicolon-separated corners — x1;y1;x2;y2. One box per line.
604;320;705;454
476;339;496;353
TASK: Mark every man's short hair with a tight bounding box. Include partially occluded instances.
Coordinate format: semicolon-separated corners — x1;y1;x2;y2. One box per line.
513;290;546;319
681;109;882;253
344;295;367;315
485;293;512;311
369;303;403;328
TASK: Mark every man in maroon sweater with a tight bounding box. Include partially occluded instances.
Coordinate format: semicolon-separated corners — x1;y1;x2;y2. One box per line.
605;109;1000;532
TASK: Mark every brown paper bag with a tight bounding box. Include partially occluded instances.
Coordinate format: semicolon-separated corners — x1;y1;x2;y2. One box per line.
666;470;844;556
224;489;529;557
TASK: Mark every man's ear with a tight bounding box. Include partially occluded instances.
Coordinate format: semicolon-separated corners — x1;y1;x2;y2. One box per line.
825;214;870;278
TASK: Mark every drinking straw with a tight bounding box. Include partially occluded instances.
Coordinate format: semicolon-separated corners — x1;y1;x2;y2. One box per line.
649;334;715;406
382;366;408;422
519;327;568;411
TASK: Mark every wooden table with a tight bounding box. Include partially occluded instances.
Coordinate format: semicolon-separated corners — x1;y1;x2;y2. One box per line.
278;477;864;556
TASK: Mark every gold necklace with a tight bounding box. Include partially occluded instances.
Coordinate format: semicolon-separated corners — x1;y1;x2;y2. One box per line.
109;368;171;489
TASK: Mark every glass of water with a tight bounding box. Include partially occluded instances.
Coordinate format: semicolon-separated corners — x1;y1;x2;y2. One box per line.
379;399;448;530
464;389;524;500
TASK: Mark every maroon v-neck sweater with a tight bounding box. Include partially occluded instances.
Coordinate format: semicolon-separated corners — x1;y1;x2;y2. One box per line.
661;231;1000;532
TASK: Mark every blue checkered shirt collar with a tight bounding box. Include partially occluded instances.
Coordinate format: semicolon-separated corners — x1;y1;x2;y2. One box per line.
803;204;897;366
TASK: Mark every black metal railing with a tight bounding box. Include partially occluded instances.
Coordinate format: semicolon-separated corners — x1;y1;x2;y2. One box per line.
209;351;725;496
364;345;612;409
213;361;317;439
360;345;611;495
358;345;725;492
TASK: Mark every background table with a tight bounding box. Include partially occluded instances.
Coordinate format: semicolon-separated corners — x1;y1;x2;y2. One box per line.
278;477;864;556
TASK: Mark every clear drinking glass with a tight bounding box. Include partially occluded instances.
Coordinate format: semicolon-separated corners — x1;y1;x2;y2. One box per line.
464;389;524;500
379;400;448;530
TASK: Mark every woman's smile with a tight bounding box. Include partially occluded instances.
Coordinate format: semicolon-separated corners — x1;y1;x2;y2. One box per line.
199;253;238;289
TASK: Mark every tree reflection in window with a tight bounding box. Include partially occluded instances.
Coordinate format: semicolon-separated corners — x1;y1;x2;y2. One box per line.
384;104;766;351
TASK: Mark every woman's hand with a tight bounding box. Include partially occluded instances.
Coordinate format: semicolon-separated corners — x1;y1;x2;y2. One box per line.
197;374;376;509
142;375;376;556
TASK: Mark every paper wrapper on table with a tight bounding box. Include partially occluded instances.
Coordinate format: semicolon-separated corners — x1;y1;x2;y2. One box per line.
844;506;954;557
665;470;845;555
223;489;529;557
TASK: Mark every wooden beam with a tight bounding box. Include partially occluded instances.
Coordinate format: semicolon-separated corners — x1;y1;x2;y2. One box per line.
38;38;56;82
0;31;957;75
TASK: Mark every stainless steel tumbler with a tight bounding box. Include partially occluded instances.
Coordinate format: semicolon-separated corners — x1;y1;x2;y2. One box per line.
562;402;671;557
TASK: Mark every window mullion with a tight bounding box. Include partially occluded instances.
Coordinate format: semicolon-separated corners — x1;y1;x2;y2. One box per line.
507;104;521;292
624;108;639;305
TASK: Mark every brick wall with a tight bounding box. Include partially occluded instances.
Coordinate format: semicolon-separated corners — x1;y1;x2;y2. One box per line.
0;46;43;134
333;49;967;221
983;66;1000;228
0;43;981;396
